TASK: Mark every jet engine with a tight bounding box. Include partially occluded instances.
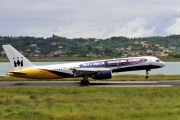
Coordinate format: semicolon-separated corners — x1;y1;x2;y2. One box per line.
91;70;112;79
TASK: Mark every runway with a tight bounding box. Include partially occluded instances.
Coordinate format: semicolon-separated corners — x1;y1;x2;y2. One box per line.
0;81;180;87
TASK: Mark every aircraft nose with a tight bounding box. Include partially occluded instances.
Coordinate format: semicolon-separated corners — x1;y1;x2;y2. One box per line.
161;61;166;67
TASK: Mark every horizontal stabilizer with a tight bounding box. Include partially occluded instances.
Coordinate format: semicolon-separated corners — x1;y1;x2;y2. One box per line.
7;71;27;75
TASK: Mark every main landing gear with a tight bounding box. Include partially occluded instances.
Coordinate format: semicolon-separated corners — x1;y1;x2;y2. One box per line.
81;74;90;85
145;69;150;79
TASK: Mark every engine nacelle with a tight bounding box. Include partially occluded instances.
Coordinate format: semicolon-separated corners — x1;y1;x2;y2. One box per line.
91;70;112;80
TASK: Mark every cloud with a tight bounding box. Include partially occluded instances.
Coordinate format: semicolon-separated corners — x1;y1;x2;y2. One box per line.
39;17;156;39
106;18;156;38
1;0;180;38
40;27;108;39
165;17;180;35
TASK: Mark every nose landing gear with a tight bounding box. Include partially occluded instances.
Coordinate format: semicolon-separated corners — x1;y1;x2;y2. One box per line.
145;69;150;79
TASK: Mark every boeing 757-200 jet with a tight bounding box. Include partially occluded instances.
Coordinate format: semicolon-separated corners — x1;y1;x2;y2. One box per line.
3;44;165;85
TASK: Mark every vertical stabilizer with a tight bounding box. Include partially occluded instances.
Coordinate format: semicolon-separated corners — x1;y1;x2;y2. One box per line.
3;44;35;70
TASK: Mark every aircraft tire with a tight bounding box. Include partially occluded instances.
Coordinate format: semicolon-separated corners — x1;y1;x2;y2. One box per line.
81;80;89;85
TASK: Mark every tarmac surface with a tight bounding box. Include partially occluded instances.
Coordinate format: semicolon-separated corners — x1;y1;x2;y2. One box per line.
0;81;180;87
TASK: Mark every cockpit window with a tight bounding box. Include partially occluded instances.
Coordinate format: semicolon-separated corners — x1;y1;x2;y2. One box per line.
156;59;160;62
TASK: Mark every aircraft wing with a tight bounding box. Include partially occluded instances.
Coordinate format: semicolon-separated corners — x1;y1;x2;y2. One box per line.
71;68;111;77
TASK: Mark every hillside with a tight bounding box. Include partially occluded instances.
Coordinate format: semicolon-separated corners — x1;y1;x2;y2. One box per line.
0;35;180;60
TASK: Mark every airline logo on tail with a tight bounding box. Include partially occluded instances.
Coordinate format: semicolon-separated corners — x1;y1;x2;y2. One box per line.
13;57;23;67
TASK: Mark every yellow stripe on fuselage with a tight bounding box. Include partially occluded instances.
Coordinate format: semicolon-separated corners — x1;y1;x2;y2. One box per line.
7;68;62;79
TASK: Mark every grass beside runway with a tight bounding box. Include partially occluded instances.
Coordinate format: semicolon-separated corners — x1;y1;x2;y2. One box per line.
1;74;180;81
0;87;180;119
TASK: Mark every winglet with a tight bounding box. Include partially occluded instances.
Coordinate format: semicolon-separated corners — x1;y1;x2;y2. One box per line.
2;44;36;70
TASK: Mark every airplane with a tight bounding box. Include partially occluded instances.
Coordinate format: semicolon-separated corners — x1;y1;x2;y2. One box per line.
3;44;165;85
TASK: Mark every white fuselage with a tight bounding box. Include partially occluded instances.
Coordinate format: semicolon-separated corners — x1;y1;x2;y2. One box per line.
7;56;165;79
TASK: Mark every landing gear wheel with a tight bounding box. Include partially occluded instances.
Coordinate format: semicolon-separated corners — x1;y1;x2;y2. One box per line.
81;80;85;85
80;74;90;85
85;81;89;85
145;76;149;79
81;80;89;85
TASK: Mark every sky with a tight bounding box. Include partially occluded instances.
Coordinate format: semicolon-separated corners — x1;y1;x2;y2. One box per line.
1;0;180;39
